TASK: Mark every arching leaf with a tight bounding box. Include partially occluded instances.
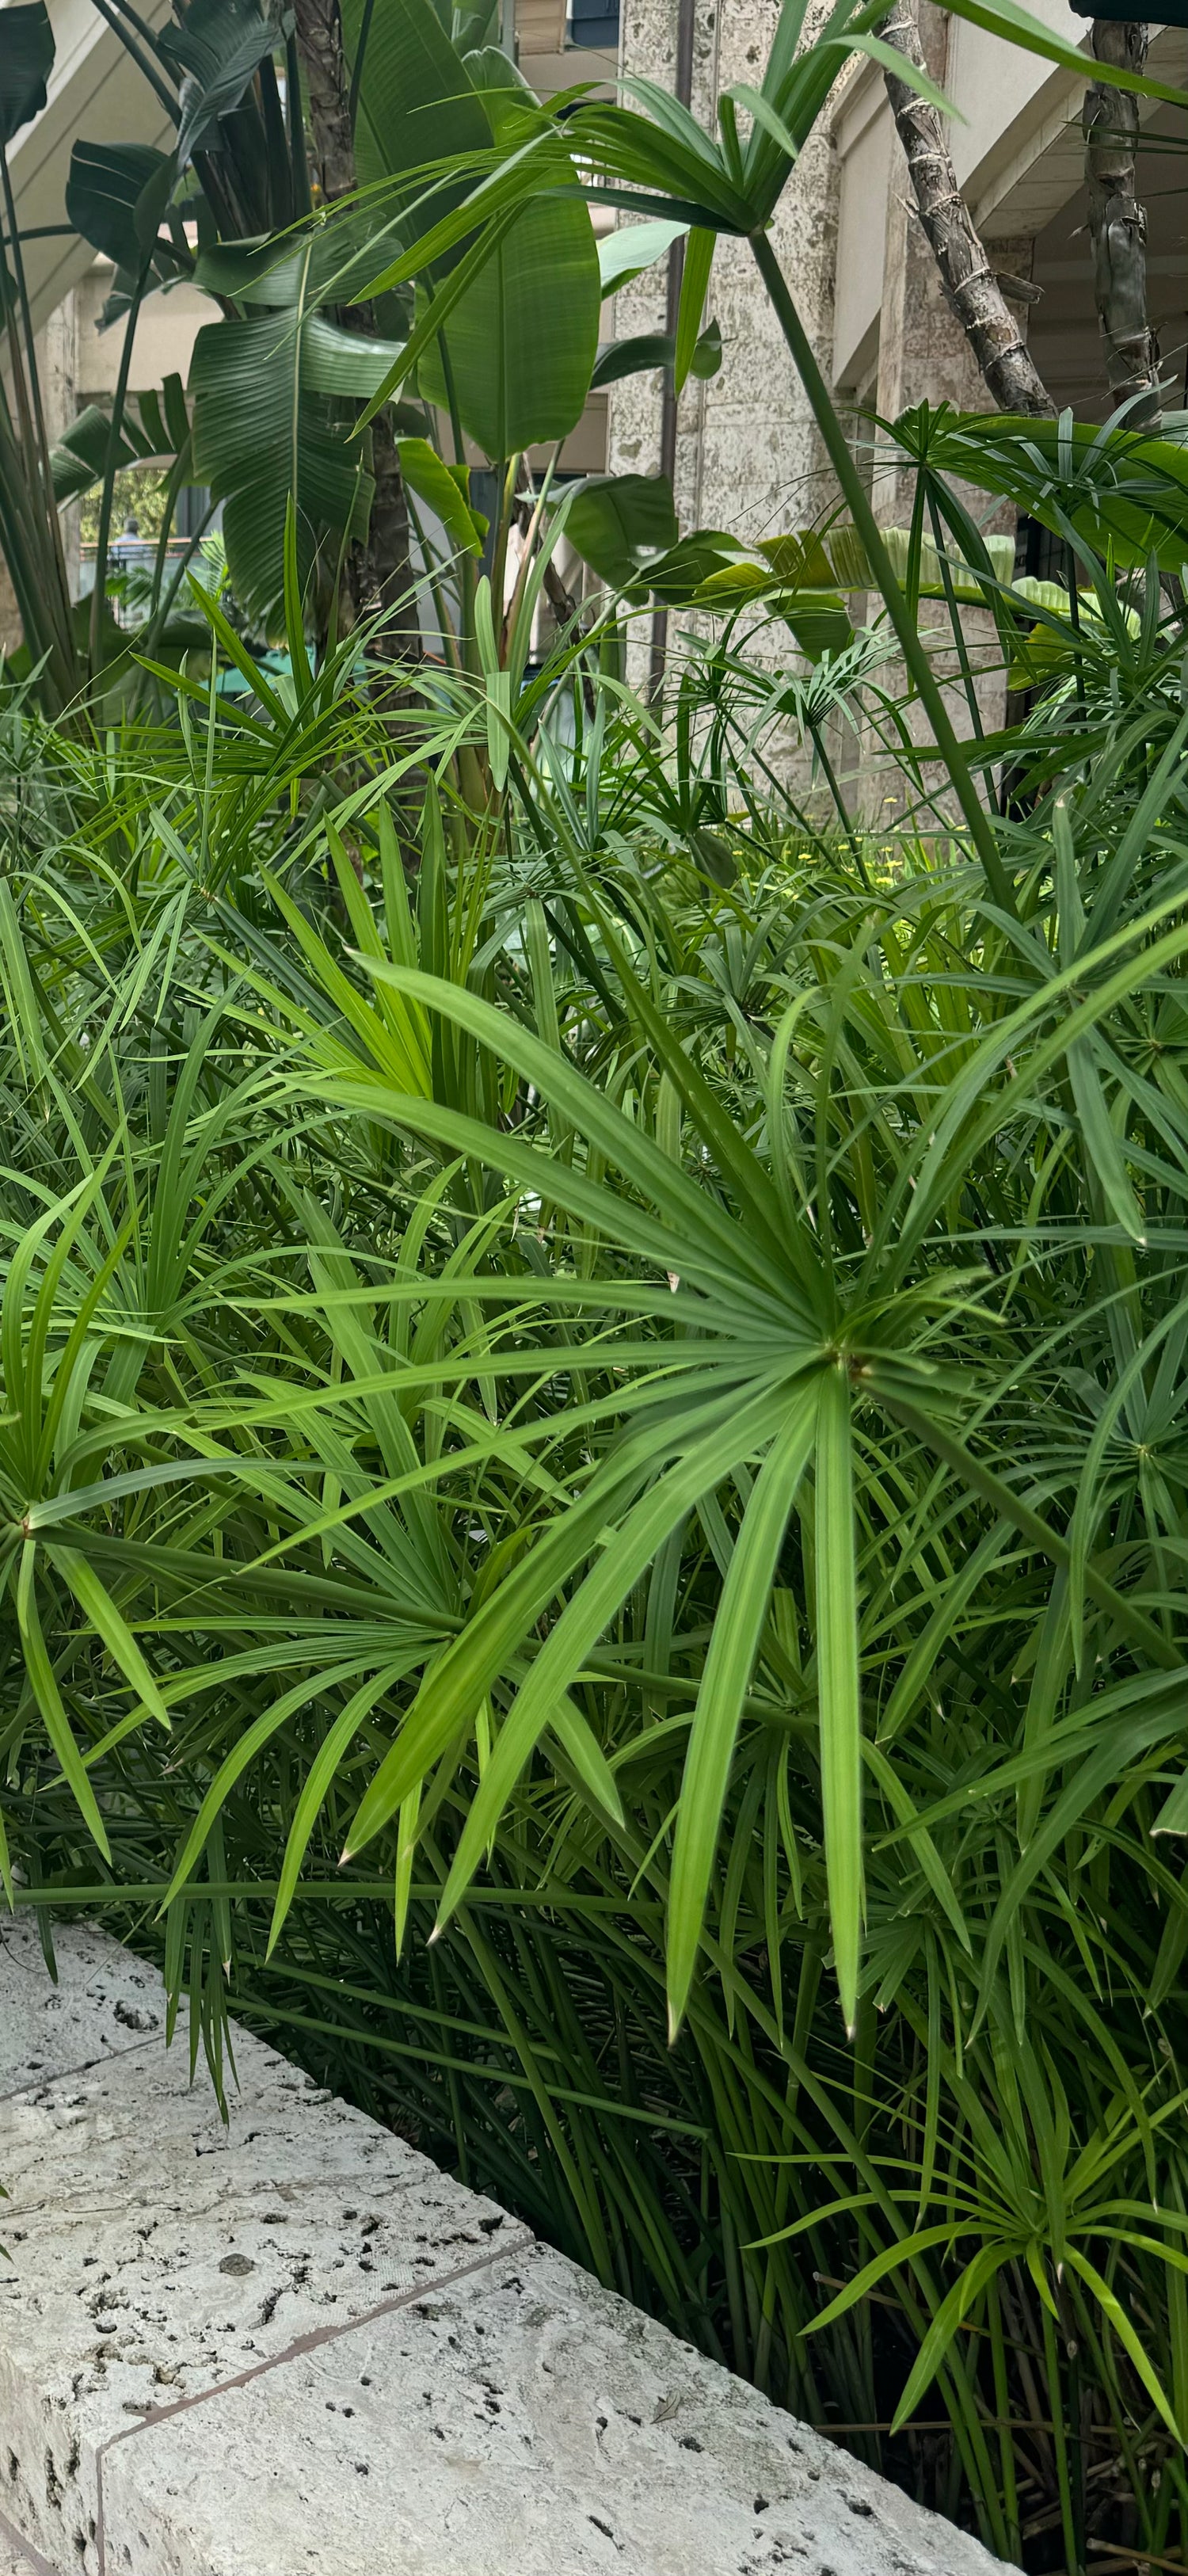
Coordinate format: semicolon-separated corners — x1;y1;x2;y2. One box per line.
0;2;53;147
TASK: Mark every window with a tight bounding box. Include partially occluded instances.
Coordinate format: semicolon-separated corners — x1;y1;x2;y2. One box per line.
568;0;620;48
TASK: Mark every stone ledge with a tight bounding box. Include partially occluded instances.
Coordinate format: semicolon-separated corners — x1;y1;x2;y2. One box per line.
0;2507;48;2576
0;1919;1015;2576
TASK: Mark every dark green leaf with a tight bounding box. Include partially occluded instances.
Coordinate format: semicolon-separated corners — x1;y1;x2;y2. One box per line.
0;2;53;147
159;0;278;165
66;142;176;275
563;472;679;589
189;311;375;627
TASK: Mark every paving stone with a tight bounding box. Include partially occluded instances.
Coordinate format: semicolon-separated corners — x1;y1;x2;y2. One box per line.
0;1920;164;2095
0;2029;525;2571
0;2515;47;2576
101;2243;1009;2576
0;1930;1017;2576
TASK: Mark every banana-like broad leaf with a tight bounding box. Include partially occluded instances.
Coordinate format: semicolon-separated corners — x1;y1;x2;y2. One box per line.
343;0;600;452
630;528;743;604
462;44;540;135
195;205;409;314
827;516;1016;598
416;188;600;455
49;376;194;505
66;143;184;288
689;563;853;658
591;319;721;391
51;409;152;505
189;311;400;624
159;0;278;166
612;524;853;655
342;0;490;201
0;2;53;146
1007;580;1142;688
563;472;679;589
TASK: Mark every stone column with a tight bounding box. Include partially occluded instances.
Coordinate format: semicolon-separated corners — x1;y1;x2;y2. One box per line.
607;0;840;693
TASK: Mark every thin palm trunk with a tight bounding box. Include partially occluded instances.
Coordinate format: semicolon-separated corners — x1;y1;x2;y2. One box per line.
1083;19;1159;424
878;0;1053;417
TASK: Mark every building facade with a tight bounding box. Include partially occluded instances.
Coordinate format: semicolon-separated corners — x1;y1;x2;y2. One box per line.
607;0;1188;559
6;0;1187;665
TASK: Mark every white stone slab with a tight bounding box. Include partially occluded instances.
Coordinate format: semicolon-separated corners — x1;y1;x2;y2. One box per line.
0;1920;164;2094
0;2516;46;2576
101;2243;1008;2576
0;2030;524;2571
0;1929;1017;2576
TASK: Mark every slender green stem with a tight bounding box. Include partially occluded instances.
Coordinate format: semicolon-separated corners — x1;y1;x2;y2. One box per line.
987;2272;1021;2562
1040;2296;1081;2575
347;0;379;135
89;259;153;680
748;228;1017;919
86;0;181;122
926;490;984;743
489;454;517;658
0;143;64;555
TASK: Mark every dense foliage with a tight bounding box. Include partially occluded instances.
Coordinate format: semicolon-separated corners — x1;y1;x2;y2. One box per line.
7;2;1188;2571
4;527;1188;2573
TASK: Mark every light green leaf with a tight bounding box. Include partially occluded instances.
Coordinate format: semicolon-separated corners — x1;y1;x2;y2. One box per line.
398;437;485;554
189;303;374;627
597;216;689;298
667;1389;817;2035
417;189;600;456
49;1545;171;1732
674;226;714;397
15;1544;112;1862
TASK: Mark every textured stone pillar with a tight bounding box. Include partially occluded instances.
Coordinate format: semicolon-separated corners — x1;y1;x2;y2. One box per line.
607;0;840;693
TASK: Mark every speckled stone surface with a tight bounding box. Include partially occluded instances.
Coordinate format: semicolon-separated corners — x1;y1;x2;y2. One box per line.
0;1926;1016;2576
0;2516;45;2576
0;1957;523;2572
0;1919;164;2094
101;2243;1007;2576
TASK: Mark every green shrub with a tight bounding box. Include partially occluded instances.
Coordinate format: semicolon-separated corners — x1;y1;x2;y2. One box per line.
4;596;1188;2572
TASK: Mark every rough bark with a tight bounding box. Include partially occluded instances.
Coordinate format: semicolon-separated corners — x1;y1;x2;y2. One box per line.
291;0;356;204
290;0;418;646
878;0;1054;417
1083;21;1159;424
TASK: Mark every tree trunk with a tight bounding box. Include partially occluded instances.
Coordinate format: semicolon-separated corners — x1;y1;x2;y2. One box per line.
291;0;356;204
878;0;1054;417
1083;21;1159;425
290;0;418;647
